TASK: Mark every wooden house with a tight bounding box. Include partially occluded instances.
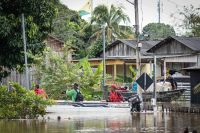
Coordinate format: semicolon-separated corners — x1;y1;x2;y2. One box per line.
87;39;159;83
46;35;73;61
46;35;64;52
147;36;200;79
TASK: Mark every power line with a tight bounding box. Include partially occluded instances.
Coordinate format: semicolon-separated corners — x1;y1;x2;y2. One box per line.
165;0;184;8
161;10;185;22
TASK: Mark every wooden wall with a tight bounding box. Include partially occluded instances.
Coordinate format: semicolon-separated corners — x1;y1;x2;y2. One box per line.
154;40;194;55
2;68;36;88
46;36;63;52
105;42;136;57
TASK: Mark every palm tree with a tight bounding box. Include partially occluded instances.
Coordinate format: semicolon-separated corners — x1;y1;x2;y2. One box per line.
90;4;132;43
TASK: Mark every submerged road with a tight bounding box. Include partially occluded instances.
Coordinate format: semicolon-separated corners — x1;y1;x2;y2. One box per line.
43;105;200;133
0;105;199;133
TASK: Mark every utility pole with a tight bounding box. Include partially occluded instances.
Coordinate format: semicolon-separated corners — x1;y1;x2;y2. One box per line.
22;13;29;89
126;0;141;95
134;0;141;95
153;55;157;112
102;26;106;100
134;0;139;40
157;0;161;23
134;0;140;75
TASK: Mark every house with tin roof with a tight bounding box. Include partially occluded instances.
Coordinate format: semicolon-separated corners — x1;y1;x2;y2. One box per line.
147;36;200;79
86;39;159;84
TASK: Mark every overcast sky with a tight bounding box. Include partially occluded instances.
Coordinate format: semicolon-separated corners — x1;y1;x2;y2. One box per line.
61;0;200;35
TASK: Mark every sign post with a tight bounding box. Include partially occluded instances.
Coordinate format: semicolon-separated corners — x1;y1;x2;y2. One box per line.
136;73;153;91
136;72;153;111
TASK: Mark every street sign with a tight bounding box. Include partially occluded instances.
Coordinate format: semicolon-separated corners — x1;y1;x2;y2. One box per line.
136;73;153;90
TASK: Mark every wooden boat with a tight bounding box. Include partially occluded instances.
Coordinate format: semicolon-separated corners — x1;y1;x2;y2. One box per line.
119;89;186;102
142;89;186;102
56;100;109;107
55;88;186;107
56;100;132;108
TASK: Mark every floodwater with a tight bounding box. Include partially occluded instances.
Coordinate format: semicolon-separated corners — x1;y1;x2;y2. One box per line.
0;105;200;133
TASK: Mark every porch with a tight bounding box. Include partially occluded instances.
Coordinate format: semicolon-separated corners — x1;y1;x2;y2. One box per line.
88;57;154;86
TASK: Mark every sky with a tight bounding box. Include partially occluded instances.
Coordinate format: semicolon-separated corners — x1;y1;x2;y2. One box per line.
61;0;200;35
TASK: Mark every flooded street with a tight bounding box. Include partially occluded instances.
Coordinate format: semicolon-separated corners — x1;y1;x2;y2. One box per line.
0;105;200;133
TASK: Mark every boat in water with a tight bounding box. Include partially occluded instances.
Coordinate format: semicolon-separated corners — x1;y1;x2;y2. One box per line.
118;81;187;102
141;88;186;102
56;100;130;108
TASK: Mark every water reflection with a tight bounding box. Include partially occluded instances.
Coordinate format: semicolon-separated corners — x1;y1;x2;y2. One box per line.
0;108;200;133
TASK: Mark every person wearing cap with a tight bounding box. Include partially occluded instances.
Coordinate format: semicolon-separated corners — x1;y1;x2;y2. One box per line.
108;84;124;102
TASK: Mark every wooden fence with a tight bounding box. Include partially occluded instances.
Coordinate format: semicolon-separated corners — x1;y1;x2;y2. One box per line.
1;67;37;88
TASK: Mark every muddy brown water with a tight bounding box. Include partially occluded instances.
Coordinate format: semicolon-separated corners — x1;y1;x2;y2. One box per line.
0;105;199;133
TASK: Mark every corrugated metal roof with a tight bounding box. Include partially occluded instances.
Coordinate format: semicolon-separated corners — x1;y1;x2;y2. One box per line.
140;40;160;55
173;36;200;51
118;40;159;49
120;40;137;49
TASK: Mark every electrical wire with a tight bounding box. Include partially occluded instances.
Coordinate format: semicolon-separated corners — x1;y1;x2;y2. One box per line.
166;0;184;7
161;10;184;22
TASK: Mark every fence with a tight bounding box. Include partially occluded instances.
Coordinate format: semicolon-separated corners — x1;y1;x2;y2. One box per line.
174;76;191;102
1;67;37;88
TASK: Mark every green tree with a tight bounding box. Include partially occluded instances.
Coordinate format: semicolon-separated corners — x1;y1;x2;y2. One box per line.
142;23;176;40
78;58;103;100
180;5;200;37
88;39;103;58
0;0;58;80
52;3;91;59
34;47;103;100
91;4;131;43
34;47;79;99
0;82;53;119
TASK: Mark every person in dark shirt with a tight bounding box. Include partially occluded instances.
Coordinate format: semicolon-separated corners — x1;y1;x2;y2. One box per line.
167;75;177;90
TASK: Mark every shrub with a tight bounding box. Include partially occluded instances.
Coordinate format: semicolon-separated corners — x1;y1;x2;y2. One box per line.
34;48;103;100
0;82;53;119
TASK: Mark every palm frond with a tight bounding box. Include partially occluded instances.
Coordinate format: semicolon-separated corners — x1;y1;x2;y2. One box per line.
88;28;103;42
90;4;131;43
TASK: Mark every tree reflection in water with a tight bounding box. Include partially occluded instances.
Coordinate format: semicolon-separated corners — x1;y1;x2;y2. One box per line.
0;111;200;132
